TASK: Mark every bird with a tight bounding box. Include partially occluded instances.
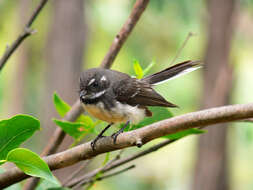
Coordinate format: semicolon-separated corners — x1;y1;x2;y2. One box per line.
79;60;201;150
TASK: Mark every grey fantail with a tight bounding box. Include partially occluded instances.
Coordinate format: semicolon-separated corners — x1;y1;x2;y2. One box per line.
79;60;201;150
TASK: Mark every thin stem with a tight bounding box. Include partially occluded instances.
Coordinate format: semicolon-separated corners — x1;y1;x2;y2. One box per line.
66;139;175;187
62;159;93;186
170;32;195;66
0;0;48;72
77;165;136;190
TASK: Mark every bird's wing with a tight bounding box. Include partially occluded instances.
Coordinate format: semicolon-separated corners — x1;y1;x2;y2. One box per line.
113;78;178;107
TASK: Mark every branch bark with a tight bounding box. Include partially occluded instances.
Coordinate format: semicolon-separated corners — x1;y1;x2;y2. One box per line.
1;103;253;188
0;0;49;71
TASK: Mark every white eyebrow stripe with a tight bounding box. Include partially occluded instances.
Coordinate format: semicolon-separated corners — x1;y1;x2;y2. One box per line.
88;78;96;86
100;76;107;81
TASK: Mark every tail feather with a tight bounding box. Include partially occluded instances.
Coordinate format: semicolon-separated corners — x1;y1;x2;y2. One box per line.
141;60;202;85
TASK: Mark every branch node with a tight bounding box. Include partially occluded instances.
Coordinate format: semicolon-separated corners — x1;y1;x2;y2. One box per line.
135;138;143;148
24;27;36;35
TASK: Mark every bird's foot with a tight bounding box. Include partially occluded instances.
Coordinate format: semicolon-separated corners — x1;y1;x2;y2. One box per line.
111;130;123;144
91;135;105;150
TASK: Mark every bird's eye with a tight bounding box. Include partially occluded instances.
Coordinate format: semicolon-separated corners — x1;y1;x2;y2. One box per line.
90;81;99;88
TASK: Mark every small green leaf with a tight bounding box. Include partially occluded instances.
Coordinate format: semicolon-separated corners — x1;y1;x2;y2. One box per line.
53;119;94;140
53;92;94;125
0;160;6;165
0;115;40;160
133;59;144;79
143;59;156;76
6;148;59;184
76;115;94;127
53;93;71;118
164;128;206;140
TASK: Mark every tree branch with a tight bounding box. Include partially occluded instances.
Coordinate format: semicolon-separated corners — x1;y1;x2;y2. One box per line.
100;0;149;69
0;0;49;71
1;103;253;188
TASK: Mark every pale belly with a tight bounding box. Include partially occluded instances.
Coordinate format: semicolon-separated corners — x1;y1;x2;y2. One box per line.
83;101;146;124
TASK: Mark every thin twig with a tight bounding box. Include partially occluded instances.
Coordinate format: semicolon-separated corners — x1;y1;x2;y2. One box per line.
0;0;48;71
170;32;196;66
62;159;93;186
74;165;136;190
94;165;135;182
66;149;128;187
66;139;175;187
68;151;122;188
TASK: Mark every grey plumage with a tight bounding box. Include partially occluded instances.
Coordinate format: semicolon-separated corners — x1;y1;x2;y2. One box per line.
80;60;202;111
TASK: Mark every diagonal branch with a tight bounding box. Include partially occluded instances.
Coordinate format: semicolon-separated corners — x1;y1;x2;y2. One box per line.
0;0;49;71
1;103;253;188
100;0;150;69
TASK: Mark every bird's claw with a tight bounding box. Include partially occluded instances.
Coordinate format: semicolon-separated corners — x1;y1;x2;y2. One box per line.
90;135;105;150
111;131;122;144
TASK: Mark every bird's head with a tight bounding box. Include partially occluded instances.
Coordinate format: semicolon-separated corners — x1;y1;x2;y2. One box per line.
79;69;110;104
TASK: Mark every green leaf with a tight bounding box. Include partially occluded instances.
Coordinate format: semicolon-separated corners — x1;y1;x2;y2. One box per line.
125;107;173;131
0;115;40;160
76;115;94;127
0;160;6;165
133;59;144;79
53;93;71;118
53;92;94;125
143;59;156;76
164;128;206;140
6;148;59;184
53;119;94;140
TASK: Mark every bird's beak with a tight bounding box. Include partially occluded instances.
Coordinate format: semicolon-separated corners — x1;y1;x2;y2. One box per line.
80;90;87;102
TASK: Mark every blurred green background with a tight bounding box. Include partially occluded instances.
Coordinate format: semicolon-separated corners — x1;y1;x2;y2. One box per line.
0;0;253;189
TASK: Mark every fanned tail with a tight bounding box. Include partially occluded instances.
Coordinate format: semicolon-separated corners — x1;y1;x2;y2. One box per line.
141;60;202;85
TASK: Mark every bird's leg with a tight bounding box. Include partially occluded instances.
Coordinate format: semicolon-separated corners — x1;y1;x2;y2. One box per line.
111;120;130;144
91;123;113;150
